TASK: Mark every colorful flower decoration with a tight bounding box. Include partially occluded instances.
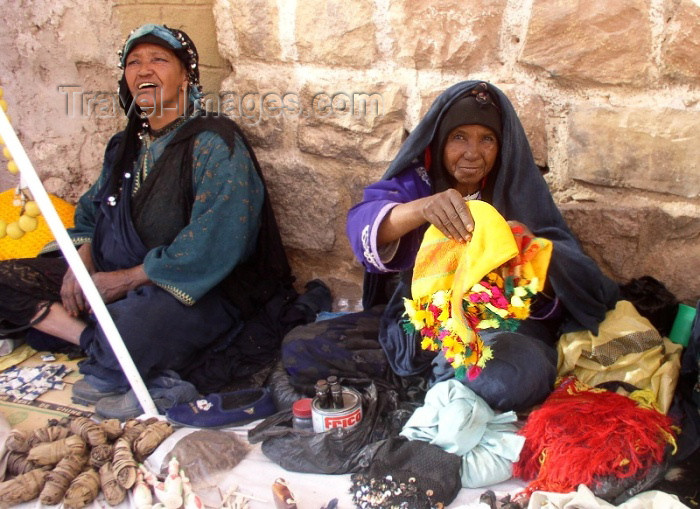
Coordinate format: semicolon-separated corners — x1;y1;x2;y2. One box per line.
405;200;553;381
404;269;540;380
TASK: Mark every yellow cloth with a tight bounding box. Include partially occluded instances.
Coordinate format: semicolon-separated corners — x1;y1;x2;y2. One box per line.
0;189;75;260
411;200;552;343
557;300;682;414
0;343;36;371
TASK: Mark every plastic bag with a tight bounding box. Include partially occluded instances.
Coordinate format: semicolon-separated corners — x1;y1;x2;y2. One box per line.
143;428;251;507
248;379;415;474
557;300;682;413
266;360;308;411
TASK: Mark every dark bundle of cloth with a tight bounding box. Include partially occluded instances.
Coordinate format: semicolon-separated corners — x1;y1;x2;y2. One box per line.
352;437;462;509
182;279;332;394
619;275;679;337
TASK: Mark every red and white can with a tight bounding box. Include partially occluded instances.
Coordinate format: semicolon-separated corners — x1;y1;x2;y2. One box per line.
311;386;363;433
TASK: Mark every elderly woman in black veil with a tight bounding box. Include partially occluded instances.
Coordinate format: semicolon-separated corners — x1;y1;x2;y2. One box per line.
283;81;618;411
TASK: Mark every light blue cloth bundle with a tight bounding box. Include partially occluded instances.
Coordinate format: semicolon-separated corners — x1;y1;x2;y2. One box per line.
400;379;525;488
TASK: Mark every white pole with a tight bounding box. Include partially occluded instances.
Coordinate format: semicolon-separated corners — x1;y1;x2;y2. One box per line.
0;107;159;417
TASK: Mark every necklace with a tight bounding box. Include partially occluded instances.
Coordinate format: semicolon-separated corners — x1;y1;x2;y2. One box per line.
464;190;480;201
133;135;151;194
149;116;188;139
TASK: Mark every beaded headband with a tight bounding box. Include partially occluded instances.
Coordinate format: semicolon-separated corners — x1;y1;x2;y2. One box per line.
115;24;203;118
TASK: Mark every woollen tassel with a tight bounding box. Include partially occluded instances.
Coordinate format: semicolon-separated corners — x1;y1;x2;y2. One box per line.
513;377;675;496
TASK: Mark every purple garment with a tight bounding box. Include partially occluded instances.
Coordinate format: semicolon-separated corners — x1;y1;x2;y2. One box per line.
346;161;431;273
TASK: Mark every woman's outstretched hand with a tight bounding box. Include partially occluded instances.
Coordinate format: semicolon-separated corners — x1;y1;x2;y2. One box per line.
421;188;474;242
377;189;476;246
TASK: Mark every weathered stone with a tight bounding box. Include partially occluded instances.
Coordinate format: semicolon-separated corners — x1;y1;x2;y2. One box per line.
388;0;506;70
296;0;377;67
199;67;230;96
520;0;652;86
661;0;700;83
0;0;121;200
499;85;548;168
561;203;700;305
568;107;700;198
297;122;405;164
287;248;365;311
213;0;281;61
297;82;406;163
217;71;299;148
300;82;404;132
257;155;341;251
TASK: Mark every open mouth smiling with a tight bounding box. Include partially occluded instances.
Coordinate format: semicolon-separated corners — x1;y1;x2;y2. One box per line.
138;82;157;89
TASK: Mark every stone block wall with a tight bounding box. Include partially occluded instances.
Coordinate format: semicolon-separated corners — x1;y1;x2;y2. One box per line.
1;0;698;309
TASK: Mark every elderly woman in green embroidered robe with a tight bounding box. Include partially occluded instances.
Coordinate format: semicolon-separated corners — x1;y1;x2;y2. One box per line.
0;24;294;414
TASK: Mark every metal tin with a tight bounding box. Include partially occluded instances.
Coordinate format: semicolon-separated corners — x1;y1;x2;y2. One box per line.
311;386;363;433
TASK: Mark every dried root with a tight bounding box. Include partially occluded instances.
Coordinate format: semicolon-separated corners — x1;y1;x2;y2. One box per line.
39;454;88;505
100;418;123;441
112;436;138;489
63;467;100;509
133;420;174;461
49;416;73;427
0;468;49;505
7;450;36;476
6;429;32;453
70;416;108;447
122;417;158;444
29;422;71;446
89;443;114;469
27;435;88;466
99;462;127;506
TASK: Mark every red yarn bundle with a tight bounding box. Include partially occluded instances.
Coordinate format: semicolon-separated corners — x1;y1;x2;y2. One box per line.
513;376;675;495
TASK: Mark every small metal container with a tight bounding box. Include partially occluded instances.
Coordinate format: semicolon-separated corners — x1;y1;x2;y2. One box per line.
311;386;363;433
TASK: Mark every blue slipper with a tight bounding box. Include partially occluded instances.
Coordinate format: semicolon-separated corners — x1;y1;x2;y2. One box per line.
166;388;276;428
94;372;199;421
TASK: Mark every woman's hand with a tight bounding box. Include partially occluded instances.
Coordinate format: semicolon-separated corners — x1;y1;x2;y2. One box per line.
60;243;96;317
91;265;150;304
61;245;150;315
377;189;475;246
420;188;475;242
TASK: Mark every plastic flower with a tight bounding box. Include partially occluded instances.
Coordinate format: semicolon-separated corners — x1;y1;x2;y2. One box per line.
421;337;439;351
403;267;538;380
432;290;449;307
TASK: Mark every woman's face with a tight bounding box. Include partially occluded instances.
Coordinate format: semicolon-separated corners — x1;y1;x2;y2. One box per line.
124;43;187;117
442;124;499;195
